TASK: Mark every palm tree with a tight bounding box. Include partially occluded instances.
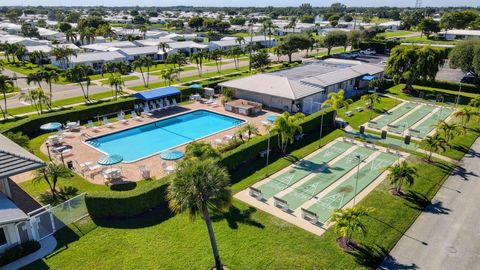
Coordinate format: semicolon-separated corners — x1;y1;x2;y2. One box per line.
237;124;259;142
227;46;242;70
185;141;221;160
270;112;306;155
453;107;475;128
40;69;59;107
157;42;170;66
26;71;43;89
52;46;77;69
245;43;257;72
421;134;446;162
168;158;231;270
235;36;245;47
13;44;27;63
0;75;13;119
141;56;155;87
360;93;381;110
139;25;148;39
210;49;224;73
19;88;49;114
434;120;458;145
132;58;147;87
65;29;77;43
328;206;373;249
190;51;205;77
105;74;124;100
64;64;94;101
271;44;282;62
322;89;353;127
33;163;72;200
159;68;177;86
468;96;480;114
386;161;418;195
166;52;187;80
287;17;297;33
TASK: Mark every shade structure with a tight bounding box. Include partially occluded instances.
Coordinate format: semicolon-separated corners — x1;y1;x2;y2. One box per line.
360;75;375;81
266;115;278;122
159;150;184;161
40;122;62;131
131;86;180;101
189;83;203;89
97;154;123;166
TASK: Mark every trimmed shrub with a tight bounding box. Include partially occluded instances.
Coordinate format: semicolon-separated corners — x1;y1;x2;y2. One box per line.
85;180;169;218
0;241;41;267
1;98;135;137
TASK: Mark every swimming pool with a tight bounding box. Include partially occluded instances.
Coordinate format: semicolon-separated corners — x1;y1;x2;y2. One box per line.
86;110;245;162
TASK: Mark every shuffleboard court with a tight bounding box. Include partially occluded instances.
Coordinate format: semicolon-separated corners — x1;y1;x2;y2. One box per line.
390;105;435;133
280;147;375;210
258;141;353;199
308;152;398;223
416;107;455;137
370;102;415;129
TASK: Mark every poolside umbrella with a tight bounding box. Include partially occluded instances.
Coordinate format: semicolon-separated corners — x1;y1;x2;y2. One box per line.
189;83;203;94
266;115;278;122
40;122;62;131
159;150;184;161
97;154;123;166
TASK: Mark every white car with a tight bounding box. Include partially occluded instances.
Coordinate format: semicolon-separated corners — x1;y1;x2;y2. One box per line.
360;48;376;55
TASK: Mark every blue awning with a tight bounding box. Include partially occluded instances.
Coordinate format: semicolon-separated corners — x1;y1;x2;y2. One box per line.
360;75;375;81
131;86;181;101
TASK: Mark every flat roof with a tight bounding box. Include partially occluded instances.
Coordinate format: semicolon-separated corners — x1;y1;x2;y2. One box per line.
132;86;181;100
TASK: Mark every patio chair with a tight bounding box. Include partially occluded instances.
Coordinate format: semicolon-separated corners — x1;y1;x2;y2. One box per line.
143;106;153;117
204;97;214;104
131;111;141;121
172;99;178;106
224;134;234;141
103;116;113;127
87;120;99;131
59;129;74;138
139;165;150;179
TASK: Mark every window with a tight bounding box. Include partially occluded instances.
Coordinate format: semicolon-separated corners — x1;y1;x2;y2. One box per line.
0;227;7;246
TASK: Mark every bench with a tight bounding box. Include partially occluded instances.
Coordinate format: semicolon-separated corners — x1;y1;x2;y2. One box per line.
248;186;264;201
367;121;377;128
355;106;363;112
294;133;304;141
301;208;319;224
345;111;353;117
273;196;289;212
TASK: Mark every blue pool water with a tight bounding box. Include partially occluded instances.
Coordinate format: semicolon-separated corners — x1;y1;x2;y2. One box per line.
86;110;245;162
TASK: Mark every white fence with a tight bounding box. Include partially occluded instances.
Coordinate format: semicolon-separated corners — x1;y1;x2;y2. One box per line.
17;193;88;241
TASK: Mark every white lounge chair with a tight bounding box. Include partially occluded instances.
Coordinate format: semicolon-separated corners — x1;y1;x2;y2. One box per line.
172;99;178;106
131;111;141;121
103;116;113;127
59;129;74;138
204;97;214;104
87;120;98;131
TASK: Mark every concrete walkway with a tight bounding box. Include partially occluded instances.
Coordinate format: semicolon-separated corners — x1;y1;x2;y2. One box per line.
1;236;57;270
378;137;480;270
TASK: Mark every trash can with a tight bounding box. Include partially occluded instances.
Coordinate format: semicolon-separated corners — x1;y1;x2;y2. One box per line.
67;160;74;170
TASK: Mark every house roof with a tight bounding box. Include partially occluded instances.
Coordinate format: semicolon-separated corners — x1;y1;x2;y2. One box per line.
0;192;28;225
81;41;137;51
439;29;480;36
70;51;126;64
0;133;45;179
117;46;159;56
219;60;384;100
135;37;175;47
167;41;208;49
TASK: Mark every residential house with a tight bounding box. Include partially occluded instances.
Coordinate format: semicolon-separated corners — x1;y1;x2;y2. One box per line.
437;29;480;41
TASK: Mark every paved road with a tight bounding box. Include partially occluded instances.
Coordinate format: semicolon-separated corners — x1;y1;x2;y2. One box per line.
378;138;480;270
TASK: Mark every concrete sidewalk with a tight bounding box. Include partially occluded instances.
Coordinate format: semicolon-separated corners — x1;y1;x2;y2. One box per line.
378;138;480;270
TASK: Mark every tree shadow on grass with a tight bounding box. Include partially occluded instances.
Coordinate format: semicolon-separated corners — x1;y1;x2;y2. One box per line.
92;204;173;229
210;206;264;229
350;243;390;269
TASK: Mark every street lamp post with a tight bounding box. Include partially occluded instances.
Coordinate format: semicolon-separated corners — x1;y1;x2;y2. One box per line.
319;110;324;148
265;128;271;177
353;155;361;207
46;142;52;161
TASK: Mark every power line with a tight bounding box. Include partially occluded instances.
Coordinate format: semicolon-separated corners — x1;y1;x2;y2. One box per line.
415;0;422;8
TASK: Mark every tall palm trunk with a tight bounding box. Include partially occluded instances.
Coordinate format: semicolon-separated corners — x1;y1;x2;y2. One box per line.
48;82;53;106
146;66;150;87
202;205;223;270
2;89;7;119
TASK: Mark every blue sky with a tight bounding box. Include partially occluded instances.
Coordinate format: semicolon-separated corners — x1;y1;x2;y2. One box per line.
3;0;477;7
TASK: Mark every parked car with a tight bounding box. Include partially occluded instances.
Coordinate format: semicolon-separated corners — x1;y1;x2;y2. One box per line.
360;48;376;55
461;75;480;86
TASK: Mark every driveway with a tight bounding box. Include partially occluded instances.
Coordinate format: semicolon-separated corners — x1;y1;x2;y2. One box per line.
378;138;480;270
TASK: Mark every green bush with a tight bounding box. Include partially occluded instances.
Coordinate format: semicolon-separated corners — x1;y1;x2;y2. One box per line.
416;80;478;94
85;180;169;218
0;240;41;267
1;98;135;137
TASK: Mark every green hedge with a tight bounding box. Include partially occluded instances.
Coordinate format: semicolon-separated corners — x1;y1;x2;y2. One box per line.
0;241;40;267
0;98;135;137
416;80;479;94
85;180;169;218
86;108;336;218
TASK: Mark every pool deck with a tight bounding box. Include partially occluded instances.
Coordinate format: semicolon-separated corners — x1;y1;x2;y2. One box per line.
13;102;280;185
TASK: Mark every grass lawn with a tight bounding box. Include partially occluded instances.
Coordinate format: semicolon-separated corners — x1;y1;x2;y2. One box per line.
377;30;417;38
2;59;42;75
148;66;196;75
133;64;197;73
23;137;455;269
387;84;478;106
204;61;231;67
310;47;345;57
7;91;116;116
337;96;398;130
98;75;139;84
